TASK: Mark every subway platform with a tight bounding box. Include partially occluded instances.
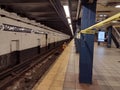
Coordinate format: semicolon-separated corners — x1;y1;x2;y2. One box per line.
33;39;120;90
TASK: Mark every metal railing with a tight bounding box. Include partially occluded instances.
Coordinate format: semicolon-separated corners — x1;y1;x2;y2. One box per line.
112;26;120;46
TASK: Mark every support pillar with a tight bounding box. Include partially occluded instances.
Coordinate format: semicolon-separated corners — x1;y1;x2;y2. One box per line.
75;18;81;53
79;1;97;84
107;26;112;48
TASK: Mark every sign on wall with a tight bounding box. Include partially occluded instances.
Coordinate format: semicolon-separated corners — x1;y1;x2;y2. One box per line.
98;31;105;42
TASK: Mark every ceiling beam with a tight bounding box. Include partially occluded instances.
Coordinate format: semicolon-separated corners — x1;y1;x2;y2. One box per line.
27;11;55;14
27;13;57;17
0;3;49;5
97;11;111;13
81;0;97;4
76;0;81;20
35;17;61;20
0;0;72;35
37;19;62;21
49;0;69;28
0;0;47;3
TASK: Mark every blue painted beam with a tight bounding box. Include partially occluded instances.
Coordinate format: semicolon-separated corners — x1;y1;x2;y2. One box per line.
81;0;97;5
79;1;97;84
107;26;112;48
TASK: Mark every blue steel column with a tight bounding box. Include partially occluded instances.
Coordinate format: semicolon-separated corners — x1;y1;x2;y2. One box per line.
107;26;112;48
79;1;97;84
75;18;81;53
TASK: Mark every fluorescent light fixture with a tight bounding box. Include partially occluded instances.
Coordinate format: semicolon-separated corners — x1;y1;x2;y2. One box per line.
63;5;74;35
104;15;107;17
112;20;118;23
99;14;103;17
69;24;74;35
99;14;107;17
67;18;71;24
115;5;120;8
40;32;45;34
63;5;70;17
70;24;72;29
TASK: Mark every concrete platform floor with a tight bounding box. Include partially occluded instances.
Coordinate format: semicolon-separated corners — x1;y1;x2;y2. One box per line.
33;40;120;90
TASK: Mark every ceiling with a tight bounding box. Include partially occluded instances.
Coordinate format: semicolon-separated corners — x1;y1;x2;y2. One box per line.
0;0;77;36
0;0;120;36
96;0;120;22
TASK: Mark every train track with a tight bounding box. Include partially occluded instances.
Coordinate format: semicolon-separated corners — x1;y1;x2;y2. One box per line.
0;46;63;90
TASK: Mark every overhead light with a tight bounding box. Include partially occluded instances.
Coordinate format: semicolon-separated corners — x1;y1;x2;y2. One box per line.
112;20;118;23
103;15;107;17
99;14;103;17
115;5;120;8
69;24;72;29
63;5;74;35
69;24;74;35
99;14;107;17
67;18;71;24
63;5;70;18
